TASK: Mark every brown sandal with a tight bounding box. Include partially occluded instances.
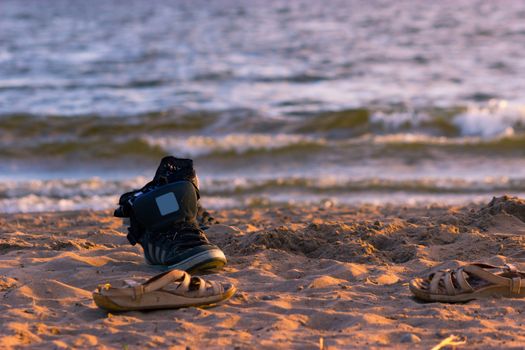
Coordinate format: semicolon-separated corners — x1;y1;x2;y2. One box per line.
410;263;525;302
93;269;236;311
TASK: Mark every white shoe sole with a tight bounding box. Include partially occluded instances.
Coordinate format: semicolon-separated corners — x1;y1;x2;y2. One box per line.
167;249;227;272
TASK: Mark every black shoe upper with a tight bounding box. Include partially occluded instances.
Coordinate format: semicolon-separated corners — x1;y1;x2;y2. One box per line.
114;156;224;268
139;222;221;266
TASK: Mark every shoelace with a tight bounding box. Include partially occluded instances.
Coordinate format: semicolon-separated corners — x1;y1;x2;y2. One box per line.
154;223;211;250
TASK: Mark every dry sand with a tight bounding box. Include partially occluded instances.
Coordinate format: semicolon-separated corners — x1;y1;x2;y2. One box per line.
1;196;525;349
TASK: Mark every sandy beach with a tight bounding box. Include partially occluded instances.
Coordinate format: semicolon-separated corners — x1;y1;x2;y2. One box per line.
1;196;524;349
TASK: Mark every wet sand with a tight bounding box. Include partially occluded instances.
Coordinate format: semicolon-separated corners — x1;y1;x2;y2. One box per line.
1;196;525;349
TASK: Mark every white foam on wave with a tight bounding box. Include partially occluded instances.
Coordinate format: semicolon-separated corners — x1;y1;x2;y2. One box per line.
371;100;525;139
144;133;326;157
0;177;152;213
0;194;119;213
0;177;148;199
454;100;525;137
368;133;453;144
370;110;432;130
1;174;525;213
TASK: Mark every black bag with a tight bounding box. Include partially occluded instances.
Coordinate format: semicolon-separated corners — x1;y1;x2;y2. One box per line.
114;156;200;245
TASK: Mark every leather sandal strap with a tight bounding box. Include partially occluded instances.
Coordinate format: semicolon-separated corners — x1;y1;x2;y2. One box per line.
195;277;206;297
98;269;188;299
423;263;524;296
141;269;187;294
454;267;474;293
463;264;520;294
443;270;456;295
176;272;191;292
430;271;445;294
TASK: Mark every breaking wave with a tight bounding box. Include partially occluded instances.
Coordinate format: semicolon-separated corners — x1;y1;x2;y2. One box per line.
1;101;525;161
2;176;525;213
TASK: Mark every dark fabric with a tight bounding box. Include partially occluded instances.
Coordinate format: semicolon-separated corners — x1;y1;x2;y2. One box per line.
139;222;217;265
114;155;214;246
114;156;200;219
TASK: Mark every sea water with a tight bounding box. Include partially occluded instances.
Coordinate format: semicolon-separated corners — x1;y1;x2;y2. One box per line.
1;0;525;212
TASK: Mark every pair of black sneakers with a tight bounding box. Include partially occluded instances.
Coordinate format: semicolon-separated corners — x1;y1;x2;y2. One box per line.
114;156;226;273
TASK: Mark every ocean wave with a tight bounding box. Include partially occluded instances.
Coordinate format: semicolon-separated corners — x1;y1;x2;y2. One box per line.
201;177;525;196
140;132;525;158
2;176;525;213
3;100;524;138
376;100;525;138
0;177;148;200
8;191;525;213
0;111;218;135
2;175;525;200
454;100;525;137
0;194;119;213
363;133;525;155
0;78;170;91
1;131;525;161
143;134;327;158
2;101;525;161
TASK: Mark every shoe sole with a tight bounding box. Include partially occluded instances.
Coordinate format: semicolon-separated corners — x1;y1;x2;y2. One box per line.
167;249;227;274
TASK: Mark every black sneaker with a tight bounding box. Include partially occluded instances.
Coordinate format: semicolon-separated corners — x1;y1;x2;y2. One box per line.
139;222;227;273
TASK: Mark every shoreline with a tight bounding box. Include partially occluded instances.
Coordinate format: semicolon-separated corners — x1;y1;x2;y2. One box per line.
1;197;525;349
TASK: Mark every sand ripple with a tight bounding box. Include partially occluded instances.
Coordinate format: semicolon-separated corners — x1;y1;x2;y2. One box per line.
1;197;525;348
